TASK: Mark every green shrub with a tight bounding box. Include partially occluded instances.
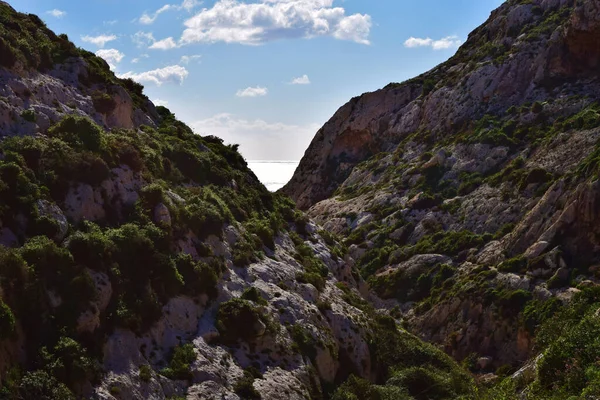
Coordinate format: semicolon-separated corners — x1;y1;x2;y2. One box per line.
18;371;75;400
139;365;152;382
331;375;411;400
160;344;196;381
21;109;35;122
246;219;275;250
412;230;490;257
0;36;18;68
363;315;475;398
241;287;267;306
232;238;261;267
41;337;100;389
216;298;265;343
91;91;116;114
233;369;261;399
174;254;219;298
48;116;105;152
289;324;318;362
497;256;527;273
296;272;326;292
0;300;16;339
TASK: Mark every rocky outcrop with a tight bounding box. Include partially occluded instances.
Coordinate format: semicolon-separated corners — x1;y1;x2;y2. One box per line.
283;0;600;374
283;0;600;210
0;62;157;137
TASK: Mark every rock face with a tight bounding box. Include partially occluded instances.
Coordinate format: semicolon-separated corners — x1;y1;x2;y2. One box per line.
283;0;600;210
283;0;600;372
1;4;472;399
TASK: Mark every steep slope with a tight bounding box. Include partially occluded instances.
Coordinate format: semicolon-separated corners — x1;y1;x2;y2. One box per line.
0;0;158;135
284;0;599;209
0;3;477;400
285;0;600;397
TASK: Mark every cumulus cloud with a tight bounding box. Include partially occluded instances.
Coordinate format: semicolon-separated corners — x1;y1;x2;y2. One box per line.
139;0;203;24
290;74;310;85
404;35;462;50
118;65;189;86
95;49;125;70
191;113;320;160
180;55;202;64
180;0;372;46
153;99;170;107
132;32;156;48
82;34;118;48
47;9;66;18
236;86;268;97
149;37;179;50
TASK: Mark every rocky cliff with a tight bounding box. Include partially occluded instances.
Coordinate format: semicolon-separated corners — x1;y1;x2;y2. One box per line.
0;2;477;400
285;0;600;398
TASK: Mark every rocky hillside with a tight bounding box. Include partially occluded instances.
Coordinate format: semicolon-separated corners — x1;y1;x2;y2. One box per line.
0;0;158;136
285;0;600;398
0;3;480;400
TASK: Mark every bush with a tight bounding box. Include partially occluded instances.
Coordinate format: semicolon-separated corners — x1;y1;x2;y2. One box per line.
175;254;219;298
42;337;100;389
18;371;75;400
0;37;18;68
332;374;411;400
48;116;104;152
216;298;265;343
232;238;261;267
233;369;261;399
246;219;275;250
241;287;267;306
498;256;527;273
139;365;152;382
21;109;35;122
91;91;116;114
0;300;16;339
387;366;457;400
296;272;326;292
160;344;196;381
289;324;318;362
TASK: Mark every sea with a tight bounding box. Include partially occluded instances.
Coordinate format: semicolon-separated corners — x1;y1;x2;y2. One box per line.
247;160;300;192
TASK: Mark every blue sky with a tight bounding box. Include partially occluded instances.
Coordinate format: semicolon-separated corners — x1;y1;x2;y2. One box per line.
13;0;504;160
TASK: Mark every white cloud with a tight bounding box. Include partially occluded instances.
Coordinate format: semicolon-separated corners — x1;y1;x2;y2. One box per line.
236;86;268;98
149;37;179;50
153;99;169;107
139;5;173;24
131;54;149;64
290;74;310;85
139;0;203;24
132;32;156;48
81;34;118;48
180;55;202;64
180;0;372;46
118;65;189;86
181;0;202;12
96;49;125;70
191;113;320;160
47;9;66;18
104;20;118;25
404;35;462;50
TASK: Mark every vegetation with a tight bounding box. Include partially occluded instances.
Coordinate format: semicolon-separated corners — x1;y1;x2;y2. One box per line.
0;78;298;397
333;315;476;399
488;288;600;398
216;298;268;343
160;344;196;381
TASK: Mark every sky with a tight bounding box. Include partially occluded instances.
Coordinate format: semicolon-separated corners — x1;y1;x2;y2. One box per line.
13;0;504;160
